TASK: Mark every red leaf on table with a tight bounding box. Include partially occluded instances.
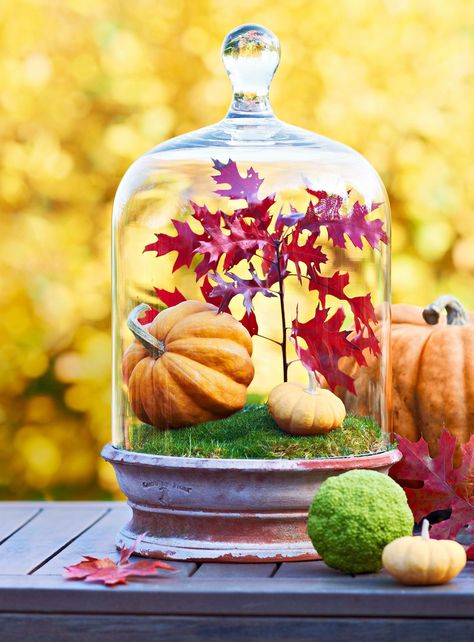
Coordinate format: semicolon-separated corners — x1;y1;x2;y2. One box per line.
144;220;206;272
291;306;365;393
299;192;388;250
64;536;176;587
212;158;263;203
390;432;474;540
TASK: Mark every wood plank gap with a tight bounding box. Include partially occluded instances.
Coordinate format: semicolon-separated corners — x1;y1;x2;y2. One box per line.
0;508;43;546
27;508;112;576
188;562;201;577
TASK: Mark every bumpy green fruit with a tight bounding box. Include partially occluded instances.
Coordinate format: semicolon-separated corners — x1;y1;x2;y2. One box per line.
307;469;414;574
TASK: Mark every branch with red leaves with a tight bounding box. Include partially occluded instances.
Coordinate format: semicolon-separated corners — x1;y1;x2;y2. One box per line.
143;159;387;392
390;431;474;559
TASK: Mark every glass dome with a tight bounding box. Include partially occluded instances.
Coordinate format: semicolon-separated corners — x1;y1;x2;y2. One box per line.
112;24;391;460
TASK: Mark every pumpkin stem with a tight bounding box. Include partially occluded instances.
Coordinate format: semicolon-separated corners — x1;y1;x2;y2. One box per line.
421;519;430;540
127;304;165;358
422;295;469;327
306;370;320;395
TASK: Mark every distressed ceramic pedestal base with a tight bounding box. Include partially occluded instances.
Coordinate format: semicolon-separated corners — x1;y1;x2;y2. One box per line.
102;444;401;562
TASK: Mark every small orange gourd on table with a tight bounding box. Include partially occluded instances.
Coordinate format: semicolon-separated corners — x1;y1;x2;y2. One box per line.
122;300;254;429
268;372;346;435
382;519;467;586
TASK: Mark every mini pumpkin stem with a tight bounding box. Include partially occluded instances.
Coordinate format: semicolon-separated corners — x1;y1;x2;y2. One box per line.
422;295;469;327
421;519;430;540
127;304;165;358
306;370;320;395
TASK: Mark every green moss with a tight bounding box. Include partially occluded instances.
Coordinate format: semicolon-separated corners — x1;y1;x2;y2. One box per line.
128;405;392;459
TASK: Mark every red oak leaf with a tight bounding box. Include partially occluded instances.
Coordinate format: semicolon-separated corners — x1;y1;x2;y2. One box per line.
190;201;222;236
64;536;176;587
307;267;349;306
275;205;305;233
291;306;364;392
348;293;378;331
390;432;474;540
212;159;263;203
144;220;206;272
240;309;259;336
285;233;327;283
154;287;187;308
234;194;276;230
137;306;159;325
466;541;474;561
299;192;387;250
196;217;271;271
200;275;230;312
208;268;276;314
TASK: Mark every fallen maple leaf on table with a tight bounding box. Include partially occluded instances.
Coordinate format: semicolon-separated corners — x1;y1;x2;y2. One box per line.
390;431;474;558
64;535;176;586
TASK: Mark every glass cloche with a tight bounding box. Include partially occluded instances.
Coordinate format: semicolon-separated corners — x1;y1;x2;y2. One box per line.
111;24;392;463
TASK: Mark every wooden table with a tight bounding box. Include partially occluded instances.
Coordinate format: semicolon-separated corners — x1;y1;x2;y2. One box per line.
0;502;472;642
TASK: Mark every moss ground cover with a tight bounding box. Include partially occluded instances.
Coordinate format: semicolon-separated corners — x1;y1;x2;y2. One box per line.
129;405;391;459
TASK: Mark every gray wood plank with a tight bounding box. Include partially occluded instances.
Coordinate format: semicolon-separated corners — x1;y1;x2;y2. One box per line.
277;561;351;578
194;562;276;578
0;570;473;617
0;506;41;544
0;505;108;575
36;505;196;577
1;614;473;642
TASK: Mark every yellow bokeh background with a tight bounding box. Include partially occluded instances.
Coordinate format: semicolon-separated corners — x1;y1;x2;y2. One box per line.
1;0;473;498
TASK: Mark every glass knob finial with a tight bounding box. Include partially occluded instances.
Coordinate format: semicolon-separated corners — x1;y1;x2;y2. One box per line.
222;24;280;117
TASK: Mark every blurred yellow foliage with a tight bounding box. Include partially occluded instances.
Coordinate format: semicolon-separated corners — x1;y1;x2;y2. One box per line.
0;0;473;498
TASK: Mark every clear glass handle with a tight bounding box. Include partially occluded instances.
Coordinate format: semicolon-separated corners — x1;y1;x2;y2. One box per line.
222;24;280;118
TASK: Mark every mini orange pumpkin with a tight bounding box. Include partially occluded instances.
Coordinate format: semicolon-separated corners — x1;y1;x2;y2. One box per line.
382;519;467;586
343;295;474;461
122;301;254;429
268;373;346;435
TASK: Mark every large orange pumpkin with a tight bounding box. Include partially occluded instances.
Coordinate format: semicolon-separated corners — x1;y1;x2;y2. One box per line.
122;300;254;429
345;295;474;459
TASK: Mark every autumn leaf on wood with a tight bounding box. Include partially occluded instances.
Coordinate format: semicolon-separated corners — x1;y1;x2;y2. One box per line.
64;535;176;586
390;432;474;541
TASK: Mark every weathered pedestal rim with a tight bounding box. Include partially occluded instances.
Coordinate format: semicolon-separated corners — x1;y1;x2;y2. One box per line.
102;444;402;563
